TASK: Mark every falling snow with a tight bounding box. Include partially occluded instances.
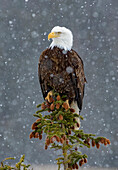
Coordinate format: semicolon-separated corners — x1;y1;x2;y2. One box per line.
66;66;73;74
0;0;118;169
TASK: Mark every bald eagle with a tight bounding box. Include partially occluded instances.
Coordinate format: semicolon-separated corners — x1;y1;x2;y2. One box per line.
38;26;86;128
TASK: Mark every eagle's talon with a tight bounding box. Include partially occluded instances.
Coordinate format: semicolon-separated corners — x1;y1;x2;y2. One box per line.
45;91;53;102
65;100;70;108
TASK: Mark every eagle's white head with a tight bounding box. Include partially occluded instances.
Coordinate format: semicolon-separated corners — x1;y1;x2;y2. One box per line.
48;26;73;51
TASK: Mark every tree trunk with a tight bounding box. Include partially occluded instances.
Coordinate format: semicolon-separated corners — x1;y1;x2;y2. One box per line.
62;124;68;170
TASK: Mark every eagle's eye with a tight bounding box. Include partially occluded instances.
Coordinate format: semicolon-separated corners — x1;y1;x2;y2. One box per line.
57;32;61;34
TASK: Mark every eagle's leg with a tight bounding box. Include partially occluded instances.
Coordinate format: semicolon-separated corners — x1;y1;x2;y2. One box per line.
45;91;53;101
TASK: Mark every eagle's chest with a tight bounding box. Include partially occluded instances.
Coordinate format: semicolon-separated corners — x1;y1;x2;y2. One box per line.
41;54;74;88
43;55;71;73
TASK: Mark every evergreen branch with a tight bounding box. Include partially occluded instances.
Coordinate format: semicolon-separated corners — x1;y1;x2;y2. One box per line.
30;91;111;169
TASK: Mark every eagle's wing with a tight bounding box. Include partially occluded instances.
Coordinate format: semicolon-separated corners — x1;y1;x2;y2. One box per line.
38;49;53;99
70;50;87;111
38;63;45;99
38;62;52;99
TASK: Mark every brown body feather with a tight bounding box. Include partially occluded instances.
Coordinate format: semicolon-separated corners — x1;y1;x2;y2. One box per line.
38;46;86;111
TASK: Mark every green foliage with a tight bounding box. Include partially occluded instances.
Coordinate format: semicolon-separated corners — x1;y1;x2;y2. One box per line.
0;155;31;170
30;91;111;170
1;91;110;170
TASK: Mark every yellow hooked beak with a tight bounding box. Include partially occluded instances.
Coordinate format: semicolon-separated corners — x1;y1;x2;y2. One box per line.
48;32;60;40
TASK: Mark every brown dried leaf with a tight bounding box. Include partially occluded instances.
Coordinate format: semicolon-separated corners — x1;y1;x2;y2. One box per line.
41;103;46;110
59;114;63;120
96;143;100;149
56;103;60;109
92;139;96;147
35;132;39;138
31;122;37;130
62;102;69;110
57;95;61;101
29;132;35;139
50;103;55;110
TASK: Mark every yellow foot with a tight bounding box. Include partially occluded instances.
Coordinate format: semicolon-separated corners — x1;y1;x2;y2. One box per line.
65;100;70;108
45;91;53;102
